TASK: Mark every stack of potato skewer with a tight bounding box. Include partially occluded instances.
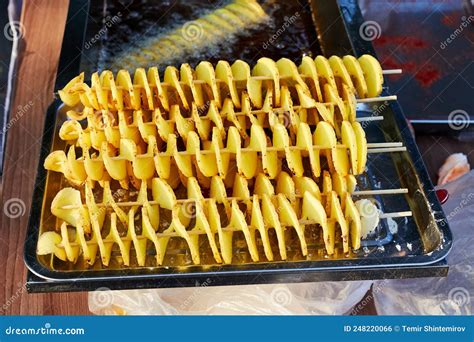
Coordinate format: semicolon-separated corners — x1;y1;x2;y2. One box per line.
38;54;408;267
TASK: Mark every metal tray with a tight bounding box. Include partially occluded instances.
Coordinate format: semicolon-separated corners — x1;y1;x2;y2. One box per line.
24;0;453;292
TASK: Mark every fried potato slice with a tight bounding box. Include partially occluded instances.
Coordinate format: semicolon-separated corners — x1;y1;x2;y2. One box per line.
128;208;147;266
51;187;90;231
277;57;309;92
299;56;323;102
342;55;368;98
229;199;259;261
345;194;362;250
209;199;233;264
44;150;68;175
91;72;108;110
196;61;221;107
216;60;240;108
332;172;347;198
253;57;280;106
352;121;367;174
314;102;335;127
314;121;337;148
346;174;357;193
324;83;347;122
273;123;303;176
341;121;358;174
293;175;322;201
134;68;154;110
227;126;258;178
332;145;350;176
322;170;332;194
329;55;355;92
181;63;205;107
295;83;318;109
164;66;189;110
342;83;357;122
297;122;320;177
37;231;67;261
250;195;273;261
58;73;84;107
254;173;275;196
101;142;127;181
277;194;307;256
147;67;169;111
275;171;296;204
262;194;287;260
248;124;279;179
232;60;262;108
329;191;349;253
358;54;384;98
116;70;139;110
301;191;333;254
315;55;337;90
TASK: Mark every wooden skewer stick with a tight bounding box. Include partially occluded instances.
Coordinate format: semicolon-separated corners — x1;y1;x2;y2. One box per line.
352;188;408;196
367;147;406;153
66;113;386;136
64;114;386;135
58;69;401;104
382;69;402;75
356;116;384;122
74;69;403;89
59;188;409;210
366;142;402;148
58;144;405;162
55;210;412;246
380;211;412;219
192;69;402;83
355;95;397;103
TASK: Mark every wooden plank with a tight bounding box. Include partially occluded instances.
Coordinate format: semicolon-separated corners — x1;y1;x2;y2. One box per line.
0;0;89;315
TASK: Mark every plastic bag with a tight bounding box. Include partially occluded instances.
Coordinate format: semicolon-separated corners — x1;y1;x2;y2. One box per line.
89;280;372;315
373;170;474;315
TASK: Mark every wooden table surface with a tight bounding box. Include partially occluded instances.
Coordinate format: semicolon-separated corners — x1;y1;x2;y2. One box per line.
0;0;88;315
1;0;471;315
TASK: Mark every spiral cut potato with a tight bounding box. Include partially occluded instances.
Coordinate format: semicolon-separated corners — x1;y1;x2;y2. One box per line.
41;54;387;268
60;83;355;145
44;120;367;189
59;55;383;113
111;0;267;70
37;169;376;266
